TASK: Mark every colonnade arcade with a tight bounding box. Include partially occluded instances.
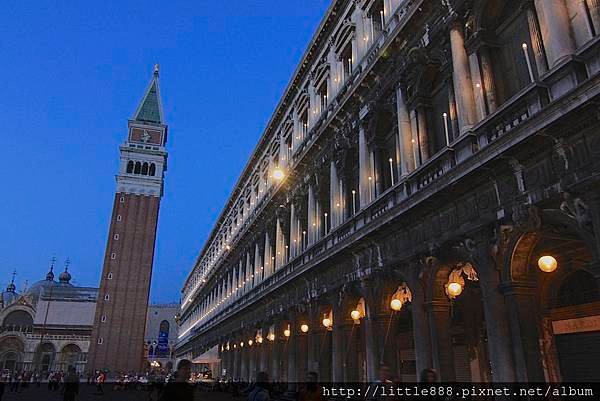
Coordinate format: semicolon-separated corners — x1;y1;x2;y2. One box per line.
214;206;600;383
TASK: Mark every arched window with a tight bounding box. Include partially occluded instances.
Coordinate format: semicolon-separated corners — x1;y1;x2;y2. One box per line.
2;310;34;327
60;344;82;369
159;320;170;334
134;162;141;174
142;162;149;175
149;163;156;176
157;320;170;357
126;161;134;174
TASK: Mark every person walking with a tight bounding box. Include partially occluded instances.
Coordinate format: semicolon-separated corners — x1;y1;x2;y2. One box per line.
62;366;79;401
94;370;105;395
248;372;270;401
159;359;194;401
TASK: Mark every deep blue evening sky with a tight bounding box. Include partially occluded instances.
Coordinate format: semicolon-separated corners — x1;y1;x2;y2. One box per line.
1;1;331;303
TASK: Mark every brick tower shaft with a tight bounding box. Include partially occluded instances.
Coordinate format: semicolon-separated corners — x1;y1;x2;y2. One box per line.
88;65;168;374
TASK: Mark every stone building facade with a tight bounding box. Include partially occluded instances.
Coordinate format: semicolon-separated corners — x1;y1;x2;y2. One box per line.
144;303;179;372
177;0;600;383
0;265;97;374
88;65;169;374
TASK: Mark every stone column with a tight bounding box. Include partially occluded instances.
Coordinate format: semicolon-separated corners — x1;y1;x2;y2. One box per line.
248;342;257;382
263;232;272;278
501;281;545;381
476;255;516;382
308;185;317;245
396;84;415;176
359;123;372;206
468;52;486;121
240;342;248;381
427;299;455;381
589;0;600;34
523;1;549;77
233;343;241;380
330;161;341;229
331;303;345;383
362;300;380;383
289;204;297;258
478;46;498;113
275;218;285;269
409;280;433;377
270;325;282;382
416;106;430;162
259;328;269;373
534;0;575;68
360;279;382;383
287;315;298;391
409;109;421;167
449;21;477;134
307;310;320;374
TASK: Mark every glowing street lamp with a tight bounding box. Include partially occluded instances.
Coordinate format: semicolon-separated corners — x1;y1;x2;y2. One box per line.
300;324;309;333
272;167;285;181
538;255;558;273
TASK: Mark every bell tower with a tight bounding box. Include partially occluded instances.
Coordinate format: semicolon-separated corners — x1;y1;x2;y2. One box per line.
88;65;168;373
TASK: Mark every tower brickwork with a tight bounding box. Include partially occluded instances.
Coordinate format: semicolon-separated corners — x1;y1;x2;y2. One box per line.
88;65;168;373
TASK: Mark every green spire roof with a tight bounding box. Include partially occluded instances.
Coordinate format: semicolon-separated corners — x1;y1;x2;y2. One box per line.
132;64;165;124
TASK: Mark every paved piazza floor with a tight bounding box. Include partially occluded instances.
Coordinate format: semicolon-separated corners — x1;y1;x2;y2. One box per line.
1;384;239;401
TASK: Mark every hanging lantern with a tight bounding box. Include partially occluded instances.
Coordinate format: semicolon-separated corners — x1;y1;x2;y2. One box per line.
445;264;478;300
322;310;333;329
268;325;275;341
445;269;465;299
390;298;403;311
538;255;558;273
351;298;366;323
390;282;412;311
300;324;309;333
256;329;263;344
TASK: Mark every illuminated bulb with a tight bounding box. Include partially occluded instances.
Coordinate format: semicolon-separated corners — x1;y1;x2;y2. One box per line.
300;324;309;333
350;310;361;320
522;43;528;50
447;282;463;298
257;336;263;344
322;318;332;328
248;339;253;346
538;255;558;273
240;342;244;347
390;298;403;311
268;333;275;341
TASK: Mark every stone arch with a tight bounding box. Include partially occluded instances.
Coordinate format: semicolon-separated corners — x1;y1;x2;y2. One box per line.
0;336;25;371
2;310;33;327
505;208;597;283
34;342;56;372
60;343;82;368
